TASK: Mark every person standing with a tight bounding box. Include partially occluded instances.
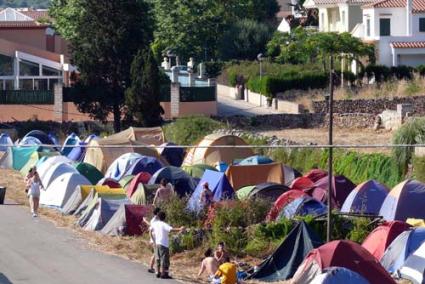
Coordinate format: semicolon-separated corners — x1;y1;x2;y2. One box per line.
153;179;174;206
143;207;161;274
26;167;44;217
150;211;184;279
200;182;214;208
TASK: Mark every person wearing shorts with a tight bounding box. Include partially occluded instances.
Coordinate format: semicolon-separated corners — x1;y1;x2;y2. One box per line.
144;207;161;273
25;167;44;217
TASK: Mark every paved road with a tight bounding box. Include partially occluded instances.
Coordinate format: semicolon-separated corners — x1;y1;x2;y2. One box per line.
0;202;177;284
217;93;280;117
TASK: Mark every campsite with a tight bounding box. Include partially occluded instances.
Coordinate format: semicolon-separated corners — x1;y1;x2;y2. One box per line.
0;123;424;284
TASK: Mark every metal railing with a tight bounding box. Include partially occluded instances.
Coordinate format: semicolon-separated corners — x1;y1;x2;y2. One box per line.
0;90;54;105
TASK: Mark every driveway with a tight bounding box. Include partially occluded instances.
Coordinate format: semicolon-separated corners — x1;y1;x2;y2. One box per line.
217;93;280;117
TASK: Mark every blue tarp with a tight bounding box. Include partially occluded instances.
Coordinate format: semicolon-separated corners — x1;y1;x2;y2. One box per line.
278;196;327;220
187;170;234;212
238;155;274;165
149;166;196;197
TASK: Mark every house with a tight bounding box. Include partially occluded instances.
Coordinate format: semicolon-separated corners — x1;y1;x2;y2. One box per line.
353;0;425;66
0;8;72;90
303;0;374;33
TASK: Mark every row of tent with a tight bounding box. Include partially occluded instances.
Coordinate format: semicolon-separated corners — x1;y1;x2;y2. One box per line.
249;219;425;284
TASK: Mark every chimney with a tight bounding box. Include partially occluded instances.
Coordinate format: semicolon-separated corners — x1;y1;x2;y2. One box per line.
406;0;413;36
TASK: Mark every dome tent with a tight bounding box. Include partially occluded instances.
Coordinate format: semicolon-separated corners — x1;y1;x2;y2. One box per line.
41;162;78;189
310;267;370;284
74;162;104;185
157;142;185;167
237;183;288;201
19;151;58;176
304;169;328;183
267;190;309;221
149;166;196;197
101;204;150;236
61;133;81;156
399;242;425;284
238;155;273;165
290;176;314;191
82;198;130;231
0;133;13;152
182;164;218;179
126;172;152;197
105;153;144;181
130;183;159;205
277;195;327;220
38;156;73;180
124;155;163;176
119;175;135;189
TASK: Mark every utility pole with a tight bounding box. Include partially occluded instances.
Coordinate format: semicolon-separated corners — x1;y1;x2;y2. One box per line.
327;54;334;243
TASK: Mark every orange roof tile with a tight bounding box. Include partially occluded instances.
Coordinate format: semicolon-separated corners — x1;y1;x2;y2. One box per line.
391;41;425;48
364;0;425;13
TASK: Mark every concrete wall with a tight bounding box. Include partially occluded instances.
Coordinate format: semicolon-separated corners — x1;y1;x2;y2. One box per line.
245;89;266;107
276;100;303;114
217;84;236;99
0;28;47;51
160;101;217;119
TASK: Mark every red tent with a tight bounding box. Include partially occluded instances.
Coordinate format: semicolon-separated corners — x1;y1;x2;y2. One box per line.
98;177;121;189
293;240;396;284
290;177;314;191
304;169;327;183
101;204;151;236
362;221;411;260
127;172;152;197
266;190;308;221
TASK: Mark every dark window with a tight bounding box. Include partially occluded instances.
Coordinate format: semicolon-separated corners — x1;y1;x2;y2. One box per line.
420;18;425;32
380;18;391;36
367;19;371;37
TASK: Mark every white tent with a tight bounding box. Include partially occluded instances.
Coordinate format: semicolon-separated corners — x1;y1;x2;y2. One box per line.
41;162;78;189
311;267;370;284
104;153;143;180
399;242;425;284
40;172;91;208
38;156;73;180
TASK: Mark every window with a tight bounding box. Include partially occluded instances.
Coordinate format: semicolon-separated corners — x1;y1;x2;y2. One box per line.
19;60;39;76
380;18;391;36
366;18;371;37
42;65;60;76
420;18;425;32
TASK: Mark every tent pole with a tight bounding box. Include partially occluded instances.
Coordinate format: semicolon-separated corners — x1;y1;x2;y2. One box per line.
327;54;334;243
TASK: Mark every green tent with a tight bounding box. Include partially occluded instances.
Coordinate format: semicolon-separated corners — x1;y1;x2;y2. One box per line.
236;185;256;200
131;184;159;205
182;164;218;179
75;162;104;185
12;146;38;171
20;151;58;176
119;175;134;189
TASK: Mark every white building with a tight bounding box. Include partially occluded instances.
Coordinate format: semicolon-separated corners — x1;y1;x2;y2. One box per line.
353;0;425;66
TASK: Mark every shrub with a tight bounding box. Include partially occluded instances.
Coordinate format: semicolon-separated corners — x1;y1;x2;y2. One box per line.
364;65;391;83
417;65;425;77
405;80;422;96
413;156;425;183
390;65;414;81
170;229;205;254
160;195;203;228
163;116;225;145
204;61;224;78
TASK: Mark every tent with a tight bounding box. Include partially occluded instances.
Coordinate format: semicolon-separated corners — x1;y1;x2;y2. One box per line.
249;221;322;281
306;175;356;209
61;133;81;156
362;221;411;260
40;172;91;208
304;169;328;183
67;134;97;162
130;184;159;205
0;124;17;140
182;164;218;179
11;146;38;170
41;162;78;189
74;162;104;185
0;133;13;152
399;242;425;284
149;166;197;197
97;178;121;188
290;177;314;191
23;130;55;145
236;183;288;201
379;179;425;221
341;180;389;215
105;153;145;180
238;155;273;166
292;240;396;284
310;267;370;284
277;195;327;220
83;137;163;173
126;172;152;197
183;134;254;166
82;198;130;231
157;142;185;167
119;175;134;189
37;156;73;180
73;189;127;217
106;127;165;146
101;204;150;236
380;228;425;274
226;163;300;191
19;151;58;176
124;155;163;176
62;185;125;215
188;170;234;213
267;190;309;221
407;219;425;227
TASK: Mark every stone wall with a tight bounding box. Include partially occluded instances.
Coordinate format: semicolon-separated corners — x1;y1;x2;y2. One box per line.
313;96;425;115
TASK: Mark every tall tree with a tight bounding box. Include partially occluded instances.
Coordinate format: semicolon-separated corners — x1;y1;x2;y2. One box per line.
125;49;162;127
50;0;154;132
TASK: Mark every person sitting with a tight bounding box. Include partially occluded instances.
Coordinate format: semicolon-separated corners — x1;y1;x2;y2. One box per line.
153;178;173;206
198;248;219;281
200;182;214;208
214;242;229;265
214;256;237;284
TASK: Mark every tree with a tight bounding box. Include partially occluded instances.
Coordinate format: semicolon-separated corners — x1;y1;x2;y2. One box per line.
125;49;162;127
50;0;154;132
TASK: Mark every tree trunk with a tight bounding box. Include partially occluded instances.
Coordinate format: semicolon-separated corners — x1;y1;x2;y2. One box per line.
113;103;121;133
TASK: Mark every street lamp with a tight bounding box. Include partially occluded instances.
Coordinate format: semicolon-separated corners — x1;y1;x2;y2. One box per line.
257;53;264;106
327;54;335;243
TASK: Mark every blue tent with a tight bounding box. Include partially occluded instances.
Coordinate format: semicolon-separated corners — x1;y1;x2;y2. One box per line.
23;130;54;145
158;142;185;167
278;195;327;220
238;155;274;165
341;180;388;215
311;267;370;284
149;166;196;197
125;156;164;176
249;221;322;281
0;133;13;152
61;133;80;156
188;170;234;212
12;146;38;170
380;228;425;274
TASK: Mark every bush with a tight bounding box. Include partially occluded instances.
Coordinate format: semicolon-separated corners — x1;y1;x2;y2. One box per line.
390;65;414;81
416;65;425;77
160;195;203;228
204;61;224;78
413;156;425;183
364;65;391;83
163;116;225;145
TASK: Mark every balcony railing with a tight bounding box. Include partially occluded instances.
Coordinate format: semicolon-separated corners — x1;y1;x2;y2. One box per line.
0;90;54;104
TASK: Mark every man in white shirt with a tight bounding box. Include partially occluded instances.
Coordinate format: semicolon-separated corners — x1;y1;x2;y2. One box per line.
143;207;161;274
150;211;185;279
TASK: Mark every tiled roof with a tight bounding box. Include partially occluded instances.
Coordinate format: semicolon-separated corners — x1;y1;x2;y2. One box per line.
391;41;425;48
312;0;373;5
364;0;425;13
20;10;49;21
0;21;48;28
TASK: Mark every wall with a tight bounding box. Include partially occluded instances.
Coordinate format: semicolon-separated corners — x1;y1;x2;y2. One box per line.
413;13;425;35
276;100;303;114
160;101;217;119
0;28;47;51
245;89;266;106
312;96;425;115
217;84;236;99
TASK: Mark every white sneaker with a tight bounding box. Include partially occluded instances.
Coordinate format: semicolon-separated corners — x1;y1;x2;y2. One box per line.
32;213;37;217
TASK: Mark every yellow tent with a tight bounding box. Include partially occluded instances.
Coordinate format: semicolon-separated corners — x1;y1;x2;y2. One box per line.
83;137;165;173
183;134;254;166
107;127;165;146
79;185;126;200
407;218;425;227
